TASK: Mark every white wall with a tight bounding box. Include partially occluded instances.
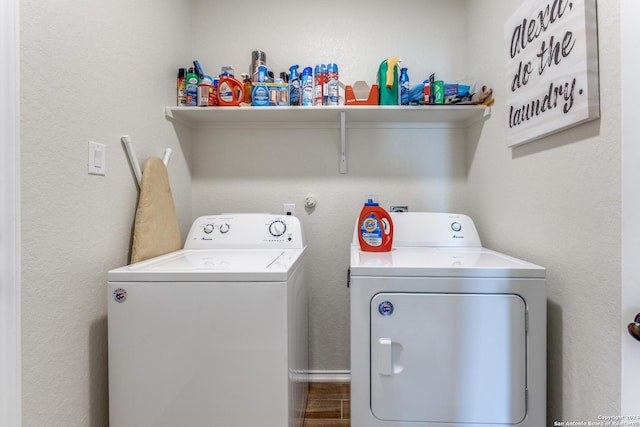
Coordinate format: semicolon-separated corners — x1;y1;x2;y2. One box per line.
19;1;192;425
465;0;621;422
189;0;471;371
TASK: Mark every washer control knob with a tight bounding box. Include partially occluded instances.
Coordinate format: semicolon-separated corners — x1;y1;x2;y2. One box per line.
203;224;215;234
451;222;462;232
219;223;230;234
269;220;287;237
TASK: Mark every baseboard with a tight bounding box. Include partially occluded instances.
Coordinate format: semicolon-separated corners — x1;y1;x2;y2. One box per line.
307;370;351;383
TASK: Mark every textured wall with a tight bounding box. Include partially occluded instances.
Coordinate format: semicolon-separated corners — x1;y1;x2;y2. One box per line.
465;0;621;421
188;0;471;371
20;1;192;425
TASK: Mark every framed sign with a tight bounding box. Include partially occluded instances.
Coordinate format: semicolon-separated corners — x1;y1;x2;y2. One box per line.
504;0;600;147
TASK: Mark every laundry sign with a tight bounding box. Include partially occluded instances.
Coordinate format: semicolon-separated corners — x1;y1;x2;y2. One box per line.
504;0;599;147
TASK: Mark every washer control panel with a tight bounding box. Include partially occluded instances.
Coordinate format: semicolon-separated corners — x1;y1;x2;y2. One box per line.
185;214;304;249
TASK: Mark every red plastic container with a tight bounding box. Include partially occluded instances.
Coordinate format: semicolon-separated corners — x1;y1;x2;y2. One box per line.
217;76;245;106
358;198;394;252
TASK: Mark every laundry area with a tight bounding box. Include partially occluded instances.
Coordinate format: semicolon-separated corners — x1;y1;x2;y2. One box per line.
14;0;624;426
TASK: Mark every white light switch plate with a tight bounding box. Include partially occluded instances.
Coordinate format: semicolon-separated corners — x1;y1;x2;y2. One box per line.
88;141;106;176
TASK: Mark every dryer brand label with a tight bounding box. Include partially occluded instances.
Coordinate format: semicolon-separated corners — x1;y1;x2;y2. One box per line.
113;288;128;303
378;300;394;316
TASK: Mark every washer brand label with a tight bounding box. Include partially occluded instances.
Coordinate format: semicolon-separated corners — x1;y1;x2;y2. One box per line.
113;288;127;303
378;300;394;316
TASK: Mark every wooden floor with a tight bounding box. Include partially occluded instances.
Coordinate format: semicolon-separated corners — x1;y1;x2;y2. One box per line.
303;382;350;427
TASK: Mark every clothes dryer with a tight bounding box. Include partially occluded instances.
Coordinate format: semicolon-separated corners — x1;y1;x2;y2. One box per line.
108;214;308;427
349;212;545;427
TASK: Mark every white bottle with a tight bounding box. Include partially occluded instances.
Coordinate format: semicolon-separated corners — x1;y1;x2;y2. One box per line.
301;67;313;106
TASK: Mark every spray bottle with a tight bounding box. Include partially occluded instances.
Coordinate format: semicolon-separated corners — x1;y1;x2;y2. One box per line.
301;67;313;106
377;57;401;105
326;63;339;106
289;65;300;106
177;68;187;106
400;67;410;105
313;64;324;106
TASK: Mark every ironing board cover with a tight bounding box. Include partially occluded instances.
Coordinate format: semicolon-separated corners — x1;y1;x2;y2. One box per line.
130;157;181;264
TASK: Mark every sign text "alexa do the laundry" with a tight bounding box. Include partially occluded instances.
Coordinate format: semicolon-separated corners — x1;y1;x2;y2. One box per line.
504;0;600;147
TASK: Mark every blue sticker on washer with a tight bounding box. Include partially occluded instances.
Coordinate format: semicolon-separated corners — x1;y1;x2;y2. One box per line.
378;300;394;316
113;288;127;303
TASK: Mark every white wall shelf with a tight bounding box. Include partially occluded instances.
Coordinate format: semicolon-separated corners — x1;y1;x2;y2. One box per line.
164;105;491;173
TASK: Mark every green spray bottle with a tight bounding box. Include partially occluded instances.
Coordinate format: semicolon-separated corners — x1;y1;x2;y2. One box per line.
377;57;401;105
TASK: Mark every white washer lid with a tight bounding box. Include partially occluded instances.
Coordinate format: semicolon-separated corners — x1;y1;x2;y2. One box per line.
350;246;545;278
108;248;306;282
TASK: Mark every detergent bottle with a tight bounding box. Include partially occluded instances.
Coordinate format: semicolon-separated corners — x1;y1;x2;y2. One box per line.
358;196;394;252
217;75;245;106
377;57;401;105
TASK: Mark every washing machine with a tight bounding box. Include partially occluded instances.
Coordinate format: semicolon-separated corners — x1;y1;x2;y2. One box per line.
108;213;308;427
349;212;546;427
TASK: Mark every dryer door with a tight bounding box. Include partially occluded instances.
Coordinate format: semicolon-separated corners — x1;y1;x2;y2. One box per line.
370;292;527;424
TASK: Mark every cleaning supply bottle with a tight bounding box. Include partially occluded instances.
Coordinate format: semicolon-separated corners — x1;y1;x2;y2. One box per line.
313;64;324;106
321;64;328;105
289;65;300;106
197;75;216;107
241;73;252;104
177;68;187;106
400;67;410;105
186;67;199;106
358;196;394;252
377;57;401;105
217;75;245;106
301;66;313;106
326;63;339;105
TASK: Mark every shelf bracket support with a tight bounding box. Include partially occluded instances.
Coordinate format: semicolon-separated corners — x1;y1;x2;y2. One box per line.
340;110;347;174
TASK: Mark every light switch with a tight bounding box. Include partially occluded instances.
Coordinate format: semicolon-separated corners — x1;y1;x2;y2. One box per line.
88;141;106;176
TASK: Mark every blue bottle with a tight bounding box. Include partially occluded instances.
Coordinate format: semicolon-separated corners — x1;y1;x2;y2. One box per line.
400;67;410;105
289;65;300;106
301;67;313;106
326;63;339;106
321;64;328;105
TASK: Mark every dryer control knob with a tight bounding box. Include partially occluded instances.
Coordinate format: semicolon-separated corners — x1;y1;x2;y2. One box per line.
219;223;230;234
451;222;462;232
203;224;215;234
269;220;287;237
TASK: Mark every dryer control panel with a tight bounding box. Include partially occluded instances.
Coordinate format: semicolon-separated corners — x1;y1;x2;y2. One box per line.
185;214;305;249
353;212;482;248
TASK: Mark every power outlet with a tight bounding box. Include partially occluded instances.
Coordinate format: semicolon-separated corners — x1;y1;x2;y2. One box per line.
284;203;296;216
